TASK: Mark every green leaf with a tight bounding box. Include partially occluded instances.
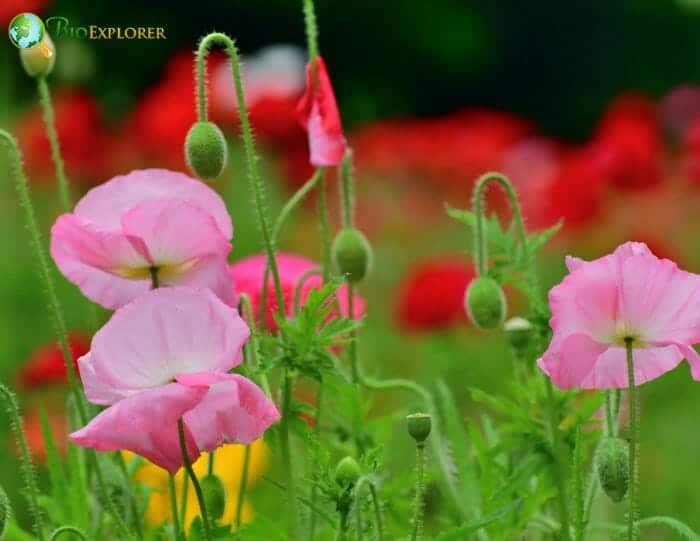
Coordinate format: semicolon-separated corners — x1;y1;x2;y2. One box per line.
434;499;522;540
38;404;69;522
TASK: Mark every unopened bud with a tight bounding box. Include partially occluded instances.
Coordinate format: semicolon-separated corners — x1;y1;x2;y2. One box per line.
185;121;228;180
200;474;227;520
596;437;629;503
406;413;432;445
504;317;533;351
20;34;56;78
465;276;506;329
334;456;361;488
332;228;372;283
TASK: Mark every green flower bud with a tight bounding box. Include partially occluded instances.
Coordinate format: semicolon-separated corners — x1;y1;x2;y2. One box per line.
334;456;361;488
504;316;533;351
20;34;56;78
200;474;227;520
465;276;507;330
185;121;228;180
406;413;432;445
332;228;372;283
596;437;629;503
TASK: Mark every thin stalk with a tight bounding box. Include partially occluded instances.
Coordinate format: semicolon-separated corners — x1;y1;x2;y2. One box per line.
625;339;639;541
238;293;272;398
605;391;616;437
179;474;189;531
368;483;384;541
207;452;215;477
169;473;183;541
36;77;71;212
410;444;426;541
308;381;324;540
302;0;320;64
572;427;584;541
234;445;251;529
279;370;300;538
49;526;88;541
195;33;285;317
317;171;332;281
178;419;211;541
340;151;354;228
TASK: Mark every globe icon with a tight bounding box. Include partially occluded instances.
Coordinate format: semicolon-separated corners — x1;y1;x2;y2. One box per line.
8;13;45;49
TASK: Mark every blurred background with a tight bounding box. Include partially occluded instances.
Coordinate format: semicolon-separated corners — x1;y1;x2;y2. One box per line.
2;0;700;537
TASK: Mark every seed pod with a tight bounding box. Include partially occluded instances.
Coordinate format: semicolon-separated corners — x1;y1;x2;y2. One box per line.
406;413;432;445
504;316;533;351
334;456;361;488
185;121;228;180
332;228;372;283
465;276;506;329
200;474;227;520
20;34;56;78
596;437;629;503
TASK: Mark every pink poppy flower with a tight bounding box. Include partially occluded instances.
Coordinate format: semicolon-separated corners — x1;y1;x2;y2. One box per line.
69;287;279;473
538;242;700;389
50;169;235;309
229;252;365;332
296;56;346;166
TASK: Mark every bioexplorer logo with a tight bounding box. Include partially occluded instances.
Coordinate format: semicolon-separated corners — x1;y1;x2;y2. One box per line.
8;13;46;49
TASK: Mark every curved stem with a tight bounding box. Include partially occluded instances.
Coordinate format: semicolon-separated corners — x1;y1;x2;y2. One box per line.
178;419;211;541
169;473;183;541
625;339;639;541
368;482;384;541
49;526;88;541
234;445;251;529
37;77;71;212
0;385;44;540
293;268;322;315
410;445;426;541
195;33;285;318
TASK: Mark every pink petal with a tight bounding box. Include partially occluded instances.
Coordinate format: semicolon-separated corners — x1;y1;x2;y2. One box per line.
177;372;280;451
69;383;206;473
296;57;346;166
78;353;134;405
537;333;607;389
166;255;237;307
89;287;249;395
74;169;232;239
50;214;152;309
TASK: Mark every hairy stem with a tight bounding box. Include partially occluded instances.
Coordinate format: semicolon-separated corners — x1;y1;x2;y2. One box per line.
625;339;639;541
49;526;89;541
235;445;251;529
178;419;211;541
169;473;183;541
279;370;300;538
410;444;426;541
340;151;354;228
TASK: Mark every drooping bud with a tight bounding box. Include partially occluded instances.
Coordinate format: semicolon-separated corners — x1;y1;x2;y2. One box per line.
332;228;372;283
20;34;56;78
406;413;432;445
596;437;629;503
334;456;361;488
465;276;506;329
200;474;227;520
185;121;228;180
504;316;533;351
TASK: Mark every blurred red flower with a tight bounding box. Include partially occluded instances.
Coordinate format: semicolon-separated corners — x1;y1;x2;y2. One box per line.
18;332;90;390
17;407;67;463
16;89;108;183
0;0;49;25
396;257;474;332
592;94;663;190
682;117;700;184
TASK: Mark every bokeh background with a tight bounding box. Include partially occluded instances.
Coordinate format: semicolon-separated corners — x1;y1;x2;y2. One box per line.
3;0;700;537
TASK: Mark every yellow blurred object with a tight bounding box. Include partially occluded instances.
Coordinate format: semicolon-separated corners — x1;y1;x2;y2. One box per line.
127;439;269;531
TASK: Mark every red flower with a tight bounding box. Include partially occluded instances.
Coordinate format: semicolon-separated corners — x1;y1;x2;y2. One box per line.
682;117;700;184
16;407;67;463
592;94;663;190
18;333;90;390
396;257;474;332
0;0;49;25
296;56;346;166
16;89;108;184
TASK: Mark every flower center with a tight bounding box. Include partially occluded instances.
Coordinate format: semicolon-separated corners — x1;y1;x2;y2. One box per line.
610;321;647;348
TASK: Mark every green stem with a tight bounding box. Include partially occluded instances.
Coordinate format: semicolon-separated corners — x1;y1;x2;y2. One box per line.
317;171;332;281
169;474;183;541
207;452;215;476
308;381;324;541
279;370;300;538
49;526;88;541
410;444;426;541
335;510;349;541
238;293;272;398
0;385;44;540
36;77;71;212
625;339;639;541
340;151;354;229
179;473;189;531
178;419;211;541
347;284;360;384
195;33;285;318
572;427;584;541
605;391;616;437
234;445;251;529
302;0;320;64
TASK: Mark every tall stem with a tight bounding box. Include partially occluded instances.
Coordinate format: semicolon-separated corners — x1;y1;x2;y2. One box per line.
279;370;299;537
169;473;183;541
36;77;71;212
340;151;354;229
234;445;251;529
177;419;210;541
410;444;426;541
625;339;639;541
317;171;332;281
195;33;285;318
545;378;572;541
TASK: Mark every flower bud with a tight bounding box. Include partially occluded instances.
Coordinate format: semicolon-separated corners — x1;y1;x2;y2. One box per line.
465;276;506;329
334;456;361;488
504;316;533;351
596;437;629;503
185;121;228;180
406;412;432;445
332;228;372;283
200;474;227;520
20;34;56;78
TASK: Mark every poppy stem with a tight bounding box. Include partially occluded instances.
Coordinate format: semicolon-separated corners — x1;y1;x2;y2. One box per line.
238;293;272;398
177;419;211;541
410;443;426;541
302;0;320;64
195;33;286;320
354;476;384;541
625;339;640;541
317;170;332;281
168;473;183;541
340;151;355;229
279;369;300;538
234;444;251;529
